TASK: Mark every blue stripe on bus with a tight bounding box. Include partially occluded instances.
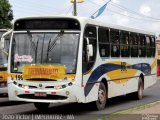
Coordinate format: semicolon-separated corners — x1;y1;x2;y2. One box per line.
84;63;151;97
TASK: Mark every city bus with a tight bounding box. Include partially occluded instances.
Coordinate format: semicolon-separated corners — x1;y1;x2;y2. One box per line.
6;16;156;110
0;29;11;94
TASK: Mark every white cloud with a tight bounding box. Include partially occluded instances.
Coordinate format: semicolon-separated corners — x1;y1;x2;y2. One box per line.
91;0;104;5
112;0;120;4
116;12;130;25
139;5;151;16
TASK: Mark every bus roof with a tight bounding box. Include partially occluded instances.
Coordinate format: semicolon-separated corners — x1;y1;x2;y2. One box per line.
14;15;155;36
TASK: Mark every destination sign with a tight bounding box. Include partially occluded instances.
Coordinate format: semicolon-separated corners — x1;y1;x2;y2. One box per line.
23;65;66;80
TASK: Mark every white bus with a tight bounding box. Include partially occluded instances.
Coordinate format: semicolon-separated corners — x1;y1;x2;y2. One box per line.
7;16;156;110
0;29;11;94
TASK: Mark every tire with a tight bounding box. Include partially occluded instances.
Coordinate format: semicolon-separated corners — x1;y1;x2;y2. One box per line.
135;77;144;100
34;103;50;111
91;82;107;110
127;77;144;100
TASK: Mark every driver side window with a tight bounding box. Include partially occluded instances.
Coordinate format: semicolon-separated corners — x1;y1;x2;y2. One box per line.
83;25;97;74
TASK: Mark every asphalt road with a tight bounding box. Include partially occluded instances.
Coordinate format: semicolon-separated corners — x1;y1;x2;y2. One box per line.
0;80;160;120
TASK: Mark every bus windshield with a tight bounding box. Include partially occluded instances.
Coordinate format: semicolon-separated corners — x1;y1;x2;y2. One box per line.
0;50;8;67
0;32;4;38
11;32;80;74
0;31;8;67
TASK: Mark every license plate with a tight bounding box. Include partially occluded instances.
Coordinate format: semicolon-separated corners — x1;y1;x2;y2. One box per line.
34;92;47;97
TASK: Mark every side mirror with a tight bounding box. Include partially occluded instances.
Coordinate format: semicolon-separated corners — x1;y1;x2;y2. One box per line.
86;38;93;62
0;29;12;50
4;63;8;67
87;44;93;57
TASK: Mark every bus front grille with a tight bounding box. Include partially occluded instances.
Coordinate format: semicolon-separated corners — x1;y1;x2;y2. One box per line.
26;78;57;81
17;94;68;100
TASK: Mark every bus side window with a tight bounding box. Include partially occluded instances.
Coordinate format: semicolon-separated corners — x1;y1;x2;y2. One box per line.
84;26;97;38
98;27;110;57
120;31;130;57
130;33;138;57
83;26;97;74
110;29;120;57
146;36;152;57
151;36;156;57
139;34;146;57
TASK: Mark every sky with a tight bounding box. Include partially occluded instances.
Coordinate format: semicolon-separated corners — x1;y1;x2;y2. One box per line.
8;0;160;35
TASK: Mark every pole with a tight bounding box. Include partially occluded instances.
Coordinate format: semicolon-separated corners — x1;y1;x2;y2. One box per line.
73;0;77;16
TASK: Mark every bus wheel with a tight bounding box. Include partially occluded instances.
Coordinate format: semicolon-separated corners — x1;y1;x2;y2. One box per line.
136;77;144;100
92;82;107;110
126;77;143;100
131;77;143;100
34;103;50;111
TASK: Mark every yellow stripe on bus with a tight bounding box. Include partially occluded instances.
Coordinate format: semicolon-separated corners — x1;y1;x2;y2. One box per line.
0;71;8;81
106;69;137;84
151;59;156;71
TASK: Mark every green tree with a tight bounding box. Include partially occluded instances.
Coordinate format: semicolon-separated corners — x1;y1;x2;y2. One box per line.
0;0;13;28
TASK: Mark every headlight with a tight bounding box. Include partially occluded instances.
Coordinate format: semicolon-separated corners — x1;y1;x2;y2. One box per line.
54;86;61;90
24;85;29;90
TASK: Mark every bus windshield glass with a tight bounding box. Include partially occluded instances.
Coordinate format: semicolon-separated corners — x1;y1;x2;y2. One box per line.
0;32;4;38
0;31;8;67
11;32;80;74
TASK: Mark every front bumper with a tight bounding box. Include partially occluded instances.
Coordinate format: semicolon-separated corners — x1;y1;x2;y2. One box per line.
8;80;80;103
0;86;7;94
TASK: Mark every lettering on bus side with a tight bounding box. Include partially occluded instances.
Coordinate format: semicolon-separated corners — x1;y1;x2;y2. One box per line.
121;62;127;71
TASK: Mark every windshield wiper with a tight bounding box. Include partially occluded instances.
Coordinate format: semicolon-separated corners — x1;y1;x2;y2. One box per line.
0;48;8;56
46;30;64;62
48;30;64;52
46;38;51;62
27;31;39;63
12;38;18;70
35;39;39;64
30;38;39;64
41;34;45;63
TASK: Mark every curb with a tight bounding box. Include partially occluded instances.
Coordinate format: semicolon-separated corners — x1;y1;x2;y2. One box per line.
112;101;160;115
94;101;160;120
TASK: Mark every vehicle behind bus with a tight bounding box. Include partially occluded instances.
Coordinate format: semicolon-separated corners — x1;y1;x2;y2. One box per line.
0;29;11;94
